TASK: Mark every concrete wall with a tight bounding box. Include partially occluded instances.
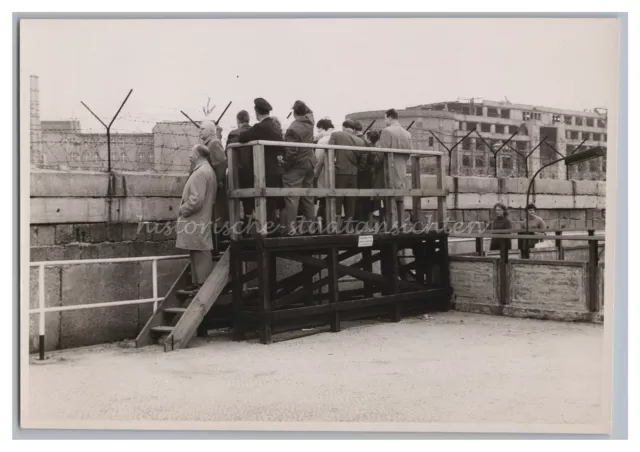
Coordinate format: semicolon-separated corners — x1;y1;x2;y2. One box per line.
28;257;188;353
450;256;500;305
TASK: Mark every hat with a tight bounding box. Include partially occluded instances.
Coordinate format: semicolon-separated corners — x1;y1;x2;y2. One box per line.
292;100;311;116
254;98;272;113
343;119;357;129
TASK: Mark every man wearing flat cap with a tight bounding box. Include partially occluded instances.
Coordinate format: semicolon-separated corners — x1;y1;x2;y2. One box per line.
176;144;217;291
238;98;285;230
281;100;317;234
328;119;366;228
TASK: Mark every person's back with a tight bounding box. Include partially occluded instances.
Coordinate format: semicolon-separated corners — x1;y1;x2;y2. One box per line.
330;130;360;176
379;122;412;189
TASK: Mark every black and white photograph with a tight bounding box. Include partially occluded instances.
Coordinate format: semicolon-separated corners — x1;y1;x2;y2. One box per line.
18;15;622;434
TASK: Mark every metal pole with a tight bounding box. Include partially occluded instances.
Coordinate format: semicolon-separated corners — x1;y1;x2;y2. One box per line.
38;264;45;360
152;259;158;313
180;110;201;129
525;156;567;232
215;101;232;125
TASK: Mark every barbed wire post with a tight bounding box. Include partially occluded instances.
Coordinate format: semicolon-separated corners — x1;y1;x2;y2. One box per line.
428;127;476;176
474;129;519;178
81;89;133;172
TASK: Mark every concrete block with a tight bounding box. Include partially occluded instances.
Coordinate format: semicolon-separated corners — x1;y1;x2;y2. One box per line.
73;224;92;243
574;196;599;209
89;223;108;243
532;179;573;195
478;209;491;224
128;242;146;257
508;261;588;312
29;266;62;309
55;224;74;244
151;222;174;242
30;247;47;262
122;223;143;242
139;258;189;299
64;244;100;260
29;312;61;353
106;223;124;242
30;197;107;224
60;262;141;348
450;257;499;304
46;246;65;261
574;180;600;196
456;177;499;194
503;178;528;194
30;227;38;247
36;225;56;246
464;210;478;222
98;242;130;259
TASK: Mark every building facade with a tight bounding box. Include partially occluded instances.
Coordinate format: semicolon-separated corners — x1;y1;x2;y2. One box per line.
347;99;608;180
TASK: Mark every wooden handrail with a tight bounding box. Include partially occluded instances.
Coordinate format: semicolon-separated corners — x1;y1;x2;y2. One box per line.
227;140;443;157
450;233;604;241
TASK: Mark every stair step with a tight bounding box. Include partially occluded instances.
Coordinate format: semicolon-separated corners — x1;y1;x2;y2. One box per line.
150;326;174;334
164;307;187;315
176;289;199;298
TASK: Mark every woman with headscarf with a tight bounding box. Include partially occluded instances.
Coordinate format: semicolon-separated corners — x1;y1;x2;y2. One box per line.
489;202;513;251
313;118;335;224
199;120;228;251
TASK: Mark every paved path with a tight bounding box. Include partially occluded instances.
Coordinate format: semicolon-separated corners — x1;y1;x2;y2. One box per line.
25;312;605;427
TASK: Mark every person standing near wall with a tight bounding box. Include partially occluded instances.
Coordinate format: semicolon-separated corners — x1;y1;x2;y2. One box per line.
281;100;317;235
354;121;374;224
522;203;548;250
489;202;513;251
377;109;412;227
238;98;285;233
328;119;366;230
313;118;335;227
176;144;217;291
200;120;228;251
226;110;253;231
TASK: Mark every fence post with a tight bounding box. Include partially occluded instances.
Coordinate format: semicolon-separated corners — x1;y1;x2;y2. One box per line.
475;237;484;256
587;230;598;312
152;259;158;313
555;231;564;260
38;263;45;360
499;239;509;305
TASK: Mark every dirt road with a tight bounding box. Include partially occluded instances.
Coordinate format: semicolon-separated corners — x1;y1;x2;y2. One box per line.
25;312;605;428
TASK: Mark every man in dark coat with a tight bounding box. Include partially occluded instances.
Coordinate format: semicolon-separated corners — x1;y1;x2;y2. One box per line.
328;119;366;227
353;121;373;223
226;110;253;223
282;100;317;234
238;98;285;230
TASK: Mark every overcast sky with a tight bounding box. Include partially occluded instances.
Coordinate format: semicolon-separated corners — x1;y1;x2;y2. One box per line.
21;18;620;136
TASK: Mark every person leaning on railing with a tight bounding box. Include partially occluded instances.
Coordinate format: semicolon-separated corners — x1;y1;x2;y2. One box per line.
523;203;548;249
366;130;384;223
354;121;374;224
226;110;253;230
237;97;285;232
489;202;513;251
313;118;336;224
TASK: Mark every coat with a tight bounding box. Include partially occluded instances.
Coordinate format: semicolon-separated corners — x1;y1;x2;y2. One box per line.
314;129;334;189
328;130;365;176
377;122;412;189
284;112;317;170
176;160;217;251
227;123;253;174
238;116;285;177
489;216;513;251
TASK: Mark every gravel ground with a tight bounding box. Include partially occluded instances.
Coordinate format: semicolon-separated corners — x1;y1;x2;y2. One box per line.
26;312;605;427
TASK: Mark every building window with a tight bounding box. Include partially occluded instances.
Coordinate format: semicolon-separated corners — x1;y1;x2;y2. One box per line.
570;131;579;140
81;152;89;163
583;132;592;141
597;119;607;128
476;140;486;152
69;152;79;162
501;109;510;119
586;118;594;127
94;152;100;162
462;155;471;167
604;133;607;142
564;115;573;124
462;138;472;151
467;121;477;131
147;153;154;164
502;156;512;169
428;137;434;147
523;111;531;120
567;145;576;155
516;141;526;151
138;152;145;162
461;106;470;115
589;159;599;172
487;108;499;118
121;152;127;162
475;155;485;168
575;117;583;126
508;125;518;135
475;107;484;116
593;133;601;141
534;112;541;120
552;114;561;123
480;123;491;133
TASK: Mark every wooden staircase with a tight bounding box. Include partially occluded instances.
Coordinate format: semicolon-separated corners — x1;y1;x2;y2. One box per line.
135;248;230;351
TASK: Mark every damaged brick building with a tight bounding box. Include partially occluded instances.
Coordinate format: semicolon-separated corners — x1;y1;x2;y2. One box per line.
347;99;608;180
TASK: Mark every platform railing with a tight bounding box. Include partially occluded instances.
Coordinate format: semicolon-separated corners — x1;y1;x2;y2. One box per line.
226;140;448;238
29;254;189;360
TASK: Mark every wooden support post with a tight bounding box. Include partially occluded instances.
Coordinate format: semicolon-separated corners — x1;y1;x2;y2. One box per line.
411;155;422;226
326;148;337;234
362;248;374;298
435;154;447;229
257;237;272;344
415;241;426;285
475;237;484;256
388;242;401;322
499;239;509;305
555;230;564;260
231;243;244;341
227;144;241;240
253;144;268;236
588;230;598;312
328;246;341;332
384;152;398;230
